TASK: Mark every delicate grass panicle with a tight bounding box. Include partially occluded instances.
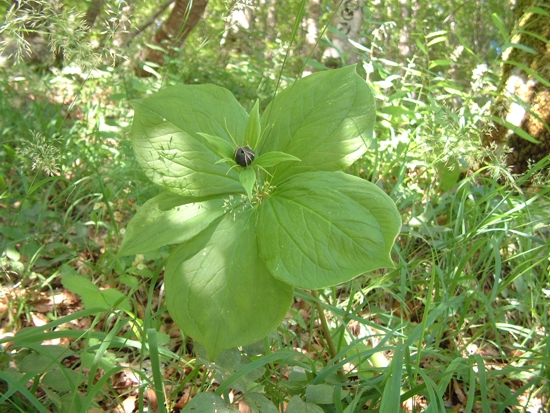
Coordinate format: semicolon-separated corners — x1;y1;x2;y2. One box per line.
19;131;61;176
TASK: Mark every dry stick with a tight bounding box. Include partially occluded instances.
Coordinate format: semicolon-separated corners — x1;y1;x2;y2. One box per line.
310;290;343;375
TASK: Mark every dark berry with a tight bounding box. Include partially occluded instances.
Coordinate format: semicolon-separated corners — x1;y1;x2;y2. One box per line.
234;146;255;167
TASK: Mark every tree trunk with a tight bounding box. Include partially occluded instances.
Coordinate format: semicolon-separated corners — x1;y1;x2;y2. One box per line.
305;0;321;63
397;0;411;58
126;0;172;47
322;0;364;67
134;0;208;77
484;0;550;175
113;0;136;47
220;2;255;63
265;0;277;42
83;0;105;30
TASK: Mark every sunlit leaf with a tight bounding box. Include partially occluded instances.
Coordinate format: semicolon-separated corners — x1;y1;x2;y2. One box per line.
257;172;401;289
165;211;294;358
130;85;247;197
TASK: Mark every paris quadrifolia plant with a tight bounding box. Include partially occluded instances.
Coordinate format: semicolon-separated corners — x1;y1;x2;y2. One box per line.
119;66;401;358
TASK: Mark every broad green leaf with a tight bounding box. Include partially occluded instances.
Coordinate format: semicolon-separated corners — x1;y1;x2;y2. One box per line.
259;66;375;183
244;100;261;149
119;192;225;256
19;346;73;375
429;59;452;69
80;351;117;373
42;368;85;393
59;393;86;413
436;158;461;192
165;211;294;358
306;384;335;404
197;132;236;159
61;274;131;311
257;172;401;289
254;151;301;168
285;396;324;413
212;348;266;393
239;167;256;200
100;289;133;311
245;393;279;413
130;84;247;197
182;393;237;413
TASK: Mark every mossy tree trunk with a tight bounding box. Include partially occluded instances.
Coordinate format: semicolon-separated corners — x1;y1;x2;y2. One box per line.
484;0;550;174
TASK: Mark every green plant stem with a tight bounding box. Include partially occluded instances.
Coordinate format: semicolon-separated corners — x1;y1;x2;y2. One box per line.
310;290;340;372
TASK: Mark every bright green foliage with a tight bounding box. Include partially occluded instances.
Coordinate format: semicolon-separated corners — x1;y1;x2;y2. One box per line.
182;393;237;412
129;84;247;198
120;66;401;358
257;172;399;289
286;395;325;413
61;266;131;312
1;0;548;410
259;68;376;182
164;209;295;357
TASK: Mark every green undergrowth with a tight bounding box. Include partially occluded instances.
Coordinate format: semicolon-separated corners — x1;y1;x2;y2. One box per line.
2;79;548;409
1;4;549;412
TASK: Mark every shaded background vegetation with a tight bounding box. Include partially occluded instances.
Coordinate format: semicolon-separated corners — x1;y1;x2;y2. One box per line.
0;0;549;412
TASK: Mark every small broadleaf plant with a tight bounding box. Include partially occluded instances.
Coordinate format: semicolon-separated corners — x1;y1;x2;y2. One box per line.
119;66;401;358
